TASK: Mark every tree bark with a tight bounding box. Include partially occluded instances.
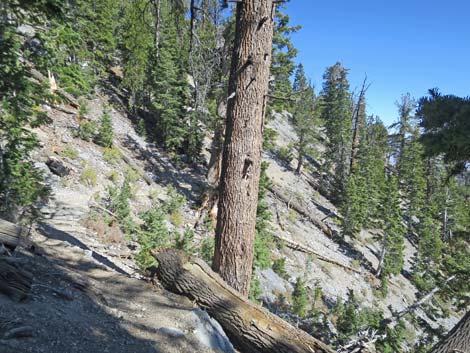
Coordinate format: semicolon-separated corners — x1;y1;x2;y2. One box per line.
0;218;23;250
429;311;470;353
349;77;368;175
214;0;275;296
154;249;336;353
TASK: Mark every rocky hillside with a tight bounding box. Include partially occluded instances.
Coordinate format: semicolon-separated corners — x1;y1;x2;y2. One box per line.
1;88;460;352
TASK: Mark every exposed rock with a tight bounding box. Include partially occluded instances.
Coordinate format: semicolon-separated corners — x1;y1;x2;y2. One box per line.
46;157;70;177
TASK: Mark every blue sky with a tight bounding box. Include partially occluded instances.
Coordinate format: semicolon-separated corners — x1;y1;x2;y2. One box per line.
284;0;470;125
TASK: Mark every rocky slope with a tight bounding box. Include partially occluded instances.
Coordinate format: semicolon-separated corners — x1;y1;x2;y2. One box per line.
1;88;460;352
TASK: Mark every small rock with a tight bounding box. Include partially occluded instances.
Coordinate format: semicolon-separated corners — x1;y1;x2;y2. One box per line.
46;157;70;177
158;327;185;338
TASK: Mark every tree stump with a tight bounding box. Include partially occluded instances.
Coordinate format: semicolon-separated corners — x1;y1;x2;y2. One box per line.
153;249;336;353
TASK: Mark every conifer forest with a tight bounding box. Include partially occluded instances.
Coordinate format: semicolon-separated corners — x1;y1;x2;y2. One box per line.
0;1;469;353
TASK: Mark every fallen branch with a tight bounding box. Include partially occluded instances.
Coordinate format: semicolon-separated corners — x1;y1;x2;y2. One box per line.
153;249;337;353
272;233;361;274
268;184;333;237
116;147;154;186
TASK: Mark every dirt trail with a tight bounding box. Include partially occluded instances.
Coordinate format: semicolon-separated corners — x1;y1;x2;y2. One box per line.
0;227;233;353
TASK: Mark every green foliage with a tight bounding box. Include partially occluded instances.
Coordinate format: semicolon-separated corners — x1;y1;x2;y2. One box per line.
380;177;406;279
263;127;278;151
269;6;300;112
249;277;263;303
102;146;122;164
0;18;51;219
175;228;195;255
292;277;308;317
276;146;294;165
320;62;353;204
254;162;274;269
107;177;132;221
75;120;97;141
291;64;319;173
95;110;114;147
199;236;215;265
272;257;288;279
163;186;186;215
60;146;79;160
376;320;407;353
137;206;170;270
136;119;147;137
417;89;470;173
80;166;98;186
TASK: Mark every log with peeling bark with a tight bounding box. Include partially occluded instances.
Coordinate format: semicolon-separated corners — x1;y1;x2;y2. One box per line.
153;249;337;353
271;233;361;274
0;218;23;250
0;258;33;302
268;184;334;237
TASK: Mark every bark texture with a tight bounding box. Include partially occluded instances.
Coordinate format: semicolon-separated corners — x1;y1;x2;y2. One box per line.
429;311;470;353
214;0;275;295
0;218;22;249
154;249;336;353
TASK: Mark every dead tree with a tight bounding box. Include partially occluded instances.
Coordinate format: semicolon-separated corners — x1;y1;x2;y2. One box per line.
213;0;276;295
154;249;337;353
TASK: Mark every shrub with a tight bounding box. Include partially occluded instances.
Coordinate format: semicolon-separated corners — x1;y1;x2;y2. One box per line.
102;146;121;164
61;146;79;160
163;185;186;214
75;120;97;141
169;211;184;227
94;110;114;147
263;127;278;151
175;228;195;254
199;236;214;265
136;206;170;270
107;177;132;221
249;277;262;303
276;146;294;164
136;118;146;137
81;166;97;186
107;170;119;182
272;257;288;279
292;277;308;317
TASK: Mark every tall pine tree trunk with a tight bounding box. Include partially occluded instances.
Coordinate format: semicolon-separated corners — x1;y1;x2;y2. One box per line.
429;311;470;353
213;0;275;296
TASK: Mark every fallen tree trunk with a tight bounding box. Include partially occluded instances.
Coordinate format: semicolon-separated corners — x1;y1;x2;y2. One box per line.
0;258;33;302
153;249;336;353
268;184;333;237
0;219;23;250
272;233;361;274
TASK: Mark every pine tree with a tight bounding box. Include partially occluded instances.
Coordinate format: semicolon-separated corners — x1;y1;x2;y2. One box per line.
376;176;406;281
269;5;300;112
292;277;308;317
0;2;60;220
95;109;114;147
291;64;318;174
320;62;353;204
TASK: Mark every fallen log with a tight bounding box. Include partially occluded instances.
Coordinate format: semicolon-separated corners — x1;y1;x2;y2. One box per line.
272;233;361;274
0;258;33;302
117;147;154;186
0;219;23;250
268;184;333;237
153;249;337;353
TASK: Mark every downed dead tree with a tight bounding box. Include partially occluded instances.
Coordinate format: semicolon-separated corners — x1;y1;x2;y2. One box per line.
0;258;33;302
272;233;361;274
268;184;334;237
153;249;337;353
0;218;23;250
